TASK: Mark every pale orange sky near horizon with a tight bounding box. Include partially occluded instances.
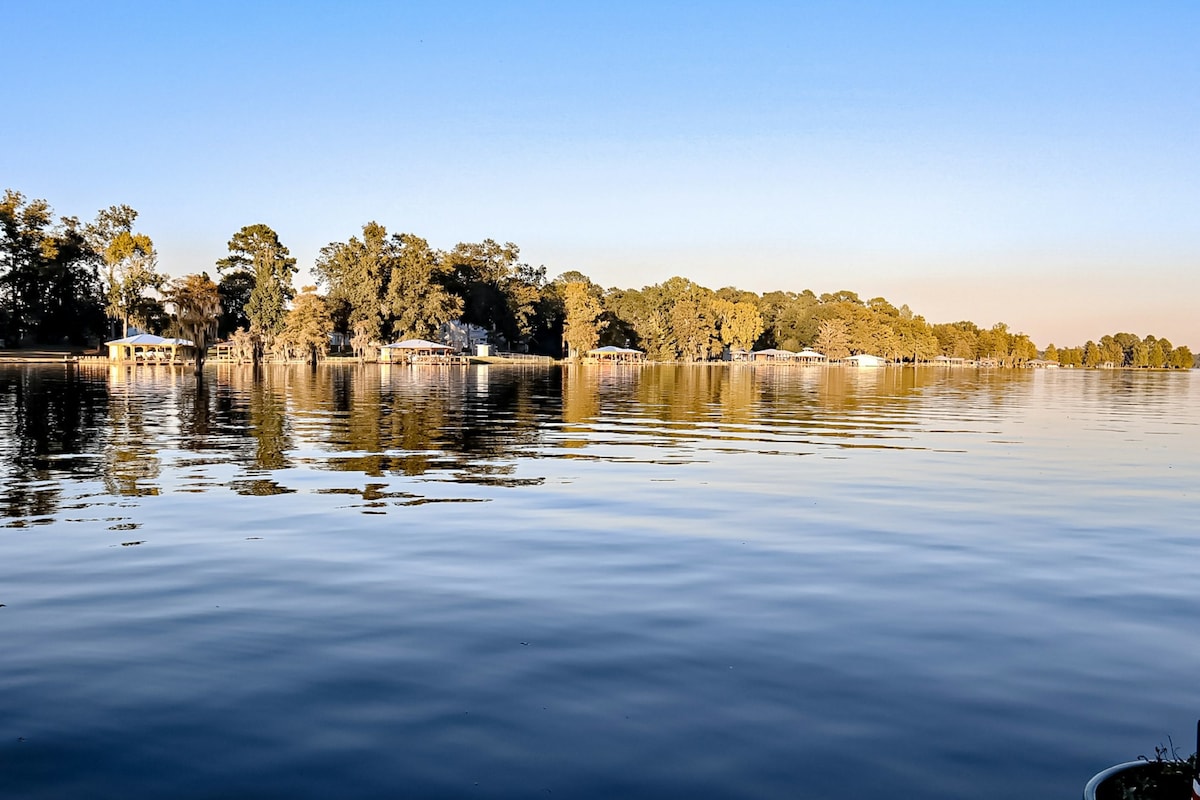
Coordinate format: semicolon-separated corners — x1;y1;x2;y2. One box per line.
515;242;1199;350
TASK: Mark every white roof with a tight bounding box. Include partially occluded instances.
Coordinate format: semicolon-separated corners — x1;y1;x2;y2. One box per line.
588;345;643;354
794;349;826;358
106;334;190;346
382;338;453;350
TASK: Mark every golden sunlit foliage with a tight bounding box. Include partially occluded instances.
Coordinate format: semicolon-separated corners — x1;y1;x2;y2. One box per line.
1;186;1194;368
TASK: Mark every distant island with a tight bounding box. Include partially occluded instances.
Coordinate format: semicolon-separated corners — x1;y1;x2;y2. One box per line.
1;189;1192;369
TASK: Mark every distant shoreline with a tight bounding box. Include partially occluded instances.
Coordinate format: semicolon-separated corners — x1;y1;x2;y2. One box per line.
0;346;90;363
0;347;1192;370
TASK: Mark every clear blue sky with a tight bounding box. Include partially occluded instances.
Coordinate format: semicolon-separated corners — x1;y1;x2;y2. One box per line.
4;1;1197;347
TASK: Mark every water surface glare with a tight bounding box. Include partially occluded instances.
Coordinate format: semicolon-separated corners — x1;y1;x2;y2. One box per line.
1;363;1198;798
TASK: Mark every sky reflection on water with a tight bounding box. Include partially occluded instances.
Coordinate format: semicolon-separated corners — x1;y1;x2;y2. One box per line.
1;364;1197;799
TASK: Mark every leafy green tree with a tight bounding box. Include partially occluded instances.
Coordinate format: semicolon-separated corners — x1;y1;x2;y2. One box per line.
1147;340;1166;369
279;288;332;365
1043;343;1059;363
562;281;606;358
977;323;1010;362
870;321;900;360
91;210;161;338
758;290;819;350
1113;332;1140;365
598;287;645;350
506;263;548;348
218;224;296;357
385;233;463;341
867;296;900;317
653;277;718;361
444;239;547;349
0;190;104;345
819;289;862;305
41;216;101;343
0;190;53;343
863;301;940;362
815;318;850;359
537;272;592;355
894;315;939;362
713;297;763;352
932;321;979;359
314;222;391;340
1009;333;1038;365
83;205;149;339
166;273;221;374
1060;346;1083;367
714;286;760;306
603;285;675;360
826;302;877;355
217;269;254;338
1099;335;1124;367
445;239;519;335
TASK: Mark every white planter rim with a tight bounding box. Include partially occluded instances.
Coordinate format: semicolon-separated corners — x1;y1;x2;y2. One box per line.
1083;760;1164;800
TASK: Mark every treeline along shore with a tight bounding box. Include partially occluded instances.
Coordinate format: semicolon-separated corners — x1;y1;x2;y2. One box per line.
1;188;1193;369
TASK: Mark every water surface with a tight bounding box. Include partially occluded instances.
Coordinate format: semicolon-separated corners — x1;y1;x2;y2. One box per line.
1;363;1197;798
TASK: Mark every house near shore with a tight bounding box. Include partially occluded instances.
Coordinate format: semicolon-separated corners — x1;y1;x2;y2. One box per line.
725;347;751;362
440;320;489;352
844;353;886;368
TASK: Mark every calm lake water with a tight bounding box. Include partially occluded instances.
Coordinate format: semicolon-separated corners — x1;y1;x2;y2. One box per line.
1;363;1197;799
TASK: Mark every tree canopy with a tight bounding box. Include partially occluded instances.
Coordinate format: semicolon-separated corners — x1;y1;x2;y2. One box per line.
217;224;296;355
2;187;1194;369
315;223;463;343
277;287;332;365
0;191;104;345
166;273;221;373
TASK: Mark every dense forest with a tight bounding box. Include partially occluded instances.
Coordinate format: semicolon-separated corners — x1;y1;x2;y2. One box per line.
1;189;1193;368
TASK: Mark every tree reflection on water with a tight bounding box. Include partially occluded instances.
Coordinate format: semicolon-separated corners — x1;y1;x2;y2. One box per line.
1;361;1179;525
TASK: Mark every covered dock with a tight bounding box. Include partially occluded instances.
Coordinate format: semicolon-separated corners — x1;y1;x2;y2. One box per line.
106;334;194;364
793;349;828;364
750;348;796;362
380;338;466;365
586;345;645;363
